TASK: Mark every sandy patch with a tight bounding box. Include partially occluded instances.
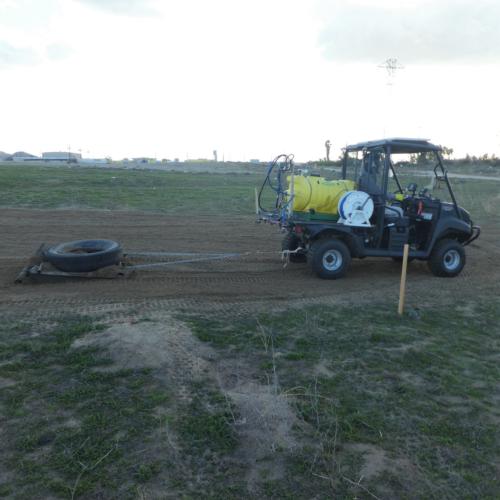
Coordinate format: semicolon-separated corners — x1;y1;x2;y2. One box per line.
226;381;298;489
344;443;414;481
73;317;212;371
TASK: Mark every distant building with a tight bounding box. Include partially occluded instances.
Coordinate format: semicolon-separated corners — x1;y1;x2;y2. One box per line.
12;151;39;161
78;158;108;165
132;157;156;163
249;159;261;164
42;152;82;162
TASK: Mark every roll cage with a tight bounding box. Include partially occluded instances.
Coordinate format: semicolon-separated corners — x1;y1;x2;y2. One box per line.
341;138;462;219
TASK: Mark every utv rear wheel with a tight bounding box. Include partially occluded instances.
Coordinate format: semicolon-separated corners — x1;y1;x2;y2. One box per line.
310;238;351;279
428;239;465;277
282;233;307;263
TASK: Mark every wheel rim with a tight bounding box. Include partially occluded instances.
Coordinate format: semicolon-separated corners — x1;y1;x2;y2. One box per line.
322;249;343;271
443;249;461;271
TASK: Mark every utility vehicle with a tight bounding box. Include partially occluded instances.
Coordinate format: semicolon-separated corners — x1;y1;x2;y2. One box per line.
258;138;480;279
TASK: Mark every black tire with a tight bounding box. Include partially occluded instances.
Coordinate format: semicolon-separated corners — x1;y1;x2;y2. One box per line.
282;233;307;263
44;239;122;272
427;239;465;277
309;238;351;279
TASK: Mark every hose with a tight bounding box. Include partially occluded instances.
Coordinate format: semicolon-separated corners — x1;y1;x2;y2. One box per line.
257;154;295;217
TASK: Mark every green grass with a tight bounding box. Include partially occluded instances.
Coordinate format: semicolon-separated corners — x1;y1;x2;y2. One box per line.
11;304;486;498
0;318;243;499
0;164;260;215
0;318;169;498
1;164;498;224
178;382;238;454
183;300;500;499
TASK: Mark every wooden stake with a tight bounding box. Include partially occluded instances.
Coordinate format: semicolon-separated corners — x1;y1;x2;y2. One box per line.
255;187;259;216
398;244;410;316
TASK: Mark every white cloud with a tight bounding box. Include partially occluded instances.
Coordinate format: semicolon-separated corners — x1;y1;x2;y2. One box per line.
318;0;500;63
46;42;74;61
0;40;39;67
0;0;499;159
75;0;159;16
0;0;61;29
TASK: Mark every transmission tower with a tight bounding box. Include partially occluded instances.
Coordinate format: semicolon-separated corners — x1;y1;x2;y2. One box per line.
377;58;405;137
378;58;404;85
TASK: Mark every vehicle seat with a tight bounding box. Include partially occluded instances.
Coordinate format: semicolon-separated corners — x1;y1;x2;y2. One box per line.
384;205;404;219
384;205;410;230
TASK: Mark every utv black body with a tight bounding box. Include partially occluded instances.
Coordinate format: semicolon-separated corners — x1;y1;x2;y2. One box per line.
281;138;480;279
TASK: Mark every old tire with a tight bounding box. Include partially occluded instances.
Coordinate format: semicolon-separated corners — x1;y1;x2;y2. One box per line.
44;239;122;272
309;238;351;279
282;233;307;263
428;239;465;277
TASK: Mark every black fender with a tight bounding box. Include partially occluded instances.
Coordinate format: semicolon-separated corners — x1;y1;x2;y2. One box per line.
306;225;365;257
428;217;473;251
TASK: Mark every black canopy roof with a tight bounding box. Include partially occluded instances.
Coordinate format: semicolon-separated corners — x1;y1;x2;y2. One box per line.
345;138;442;154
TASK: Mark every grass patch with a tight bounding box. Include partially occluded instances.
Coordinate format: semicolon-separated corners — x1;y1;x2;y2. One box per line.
2;302;498;498
0;164;498;224
0;165;259;215
0;317;248;499
178;383;237;454
0;318;170;498
163;380;244;498
185;300;500;498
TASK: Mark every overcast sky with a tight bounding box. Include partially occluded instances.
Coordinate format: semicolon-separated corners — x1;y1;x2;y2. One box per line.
1;0;499;161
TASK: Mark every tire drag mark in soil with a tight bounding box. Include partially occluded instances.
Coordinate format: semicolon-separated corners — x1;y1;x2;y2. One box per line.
0;208;498;321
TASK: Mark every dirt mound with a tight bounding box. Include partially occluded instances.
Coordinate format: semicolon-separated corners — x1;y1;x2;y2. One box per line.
73;316;215;401
73;314;301;492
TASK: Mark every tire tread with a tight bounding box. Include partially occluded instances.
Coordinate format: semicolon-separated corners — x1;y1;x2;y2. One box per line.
309;238;351;279
428;238;465;277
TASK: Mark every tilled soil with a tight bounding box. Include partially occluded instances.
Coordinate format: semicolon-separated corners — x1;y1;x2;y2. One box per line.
1;208;498;320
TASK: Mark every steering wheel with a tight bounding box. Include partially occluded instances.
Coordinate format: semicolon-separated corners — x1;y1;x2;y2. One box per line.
406;183;418;196
419;188;431;198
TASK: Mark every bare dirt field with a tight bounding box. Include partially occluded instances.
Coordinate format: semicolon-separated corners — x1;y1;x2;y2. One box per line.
2;203;500;498
1;207;498;320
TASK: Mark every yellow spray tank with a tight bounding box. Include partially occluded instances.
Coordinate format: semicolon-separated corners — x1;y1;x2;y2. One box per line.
287;174;356;219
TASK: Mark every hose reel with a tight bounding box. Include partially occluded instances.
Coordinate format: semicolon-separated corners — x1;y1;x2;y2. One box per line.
338;191;374;227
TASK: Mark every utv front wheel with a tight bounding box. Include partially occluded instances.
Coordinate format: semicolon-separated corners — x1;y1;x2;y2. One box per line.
428;239;465;277
310;238;351;279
